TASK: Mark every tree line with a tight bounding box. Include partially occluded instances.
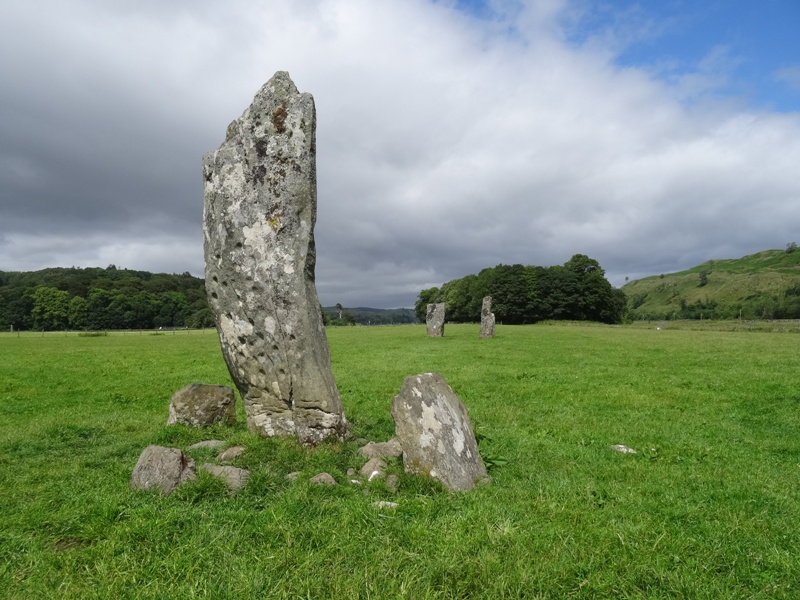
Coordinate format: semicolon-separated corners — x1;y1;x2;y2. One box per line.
415;254;627;324
0;266;214;331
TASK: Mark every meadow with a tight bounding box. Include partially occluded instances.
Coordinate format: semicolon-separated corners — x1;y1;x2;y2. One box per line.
1;324;799;598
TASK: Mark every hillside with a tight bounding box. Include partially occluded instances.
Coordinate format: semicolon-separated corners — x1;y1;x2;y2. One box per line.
322;306;418;326
622;248;800;320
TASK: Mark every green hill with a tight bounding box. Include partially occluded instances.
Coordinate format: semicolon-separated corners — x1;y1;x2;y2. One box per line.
622;248;800;320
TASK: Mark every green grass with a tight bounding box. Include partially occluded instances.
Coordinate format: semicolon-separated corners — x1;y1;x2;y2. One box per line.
1;324;799;598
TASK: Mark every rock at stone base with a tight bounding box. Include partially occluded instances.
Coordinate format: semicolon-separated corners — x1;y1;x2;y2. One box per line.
167;383;236;428
203;71;346;445
188;440;228;450
130;445;197;496
426;303;445;337
611;444;637;454
359;457;387;480
358;438;403;459
309;472;337;485
202;463;250;491
217;445;245;462
479;296;495;339
385;474;399;493
391;373;487;492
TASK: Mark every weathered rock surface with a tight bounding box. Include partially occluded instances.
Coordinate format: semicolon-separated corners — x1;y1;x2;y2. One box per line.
203;71;346;444
358;438;403;459
217;445;245;462
479;296;495;339
426;303;445;337
188;440;228;450
359;457;387;480
167;383;236;427
202;463;251;491
391;373;487;491
309;472;336;485
130;445;197;496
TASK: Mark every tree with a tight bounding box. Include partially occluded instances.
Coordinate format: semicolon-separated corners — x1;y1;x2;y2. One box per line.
31;286;70;330
415;287;440;322
787;242;797;253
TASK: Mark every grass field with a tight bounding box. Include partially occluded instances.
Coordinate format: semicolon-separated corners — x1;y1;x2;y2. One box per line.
1;324;799;598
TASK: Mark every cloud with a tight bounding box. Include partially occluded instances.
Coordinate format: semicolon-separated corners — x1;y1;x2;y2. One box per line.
1;0;799;307
775;65;800;93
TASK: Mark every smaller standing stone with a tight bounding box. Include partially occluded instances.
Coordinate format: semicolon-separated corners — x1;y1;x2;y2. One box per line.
130;445;197;496
426;303;445;337
167;383;236;428
479;296;495;339
391;373;487;491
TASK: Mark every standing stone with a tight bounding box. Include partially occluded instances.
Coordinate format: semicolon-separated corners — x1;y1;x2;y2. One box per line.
479;296;495;339
391;373;487;491
426;303;445;337
167;383;236;427
202;71;346;444
130;445;197;496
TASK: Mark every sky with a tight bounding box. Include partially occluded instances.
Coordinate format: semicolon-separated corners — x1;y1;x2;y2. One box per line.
1;0;799;308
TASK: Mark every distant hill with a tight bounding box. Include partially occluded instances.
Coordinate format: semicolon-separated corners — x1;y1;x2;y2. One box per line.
322;306;418;325
622;248;800;320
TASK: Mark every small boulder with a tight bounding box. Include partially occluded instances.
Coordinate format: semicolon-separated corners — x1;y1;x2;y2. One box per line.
385;474;399;493
359;457;387;481
358;438;403;459
202;463;250;491
391;373;487;492
188;440;228;450
167;383;236;427
217;445;245;462
130;445;197;496
611;444;637;454
309;472;336;485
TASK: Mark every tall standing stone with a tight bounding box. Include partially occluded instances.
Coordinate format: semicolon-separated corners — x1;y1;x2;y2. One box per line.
426;303;445;337
479;296;495;339
202;71;346;444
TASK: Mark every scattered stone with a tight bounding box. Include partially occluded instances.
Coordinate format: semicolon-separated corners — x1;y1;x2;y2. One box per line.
346;467;356;476
130;445;197;496
611;444;637;454
350;479;362;486
167;383;236;428
479;296;495;339
391;373;487;492
309;472;337;485
285;471;300;481
217;445;245;462
372;501;399;509
426;303;445;337
187;440;228;450
203;70;347;445
202;463;251;491
358;438;403;459
359;457;387;480
385;474;399;493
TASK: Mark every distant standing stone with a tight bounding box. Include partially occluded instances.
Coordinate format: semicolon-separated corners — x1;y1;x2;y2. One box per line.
130;445;197;496
167;383;236;427
202;71;346;444
391;373;487;491
479;296;495;339
426;303;445;337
